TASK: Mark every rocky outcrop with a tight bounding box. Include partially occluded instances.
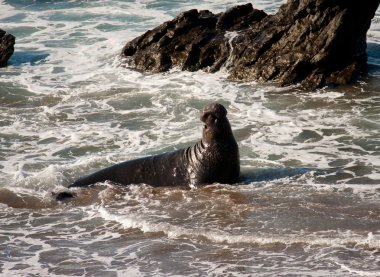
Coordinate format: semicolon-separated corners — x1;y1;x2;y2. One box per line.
121;0;380;89
0;29;15;67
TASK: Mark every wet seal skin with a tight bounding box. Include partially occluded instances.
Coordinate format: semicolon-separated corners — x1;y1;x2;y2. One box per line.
53;191;77;201
55;103;239;200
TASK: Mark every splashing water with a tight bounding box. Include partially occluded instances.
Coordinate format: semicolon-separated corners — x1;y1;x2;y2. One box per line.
1;0;380;276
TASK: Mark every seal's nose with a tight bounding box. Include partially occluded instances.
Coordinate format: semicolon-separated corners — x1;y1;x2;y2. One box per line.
200;103;227;122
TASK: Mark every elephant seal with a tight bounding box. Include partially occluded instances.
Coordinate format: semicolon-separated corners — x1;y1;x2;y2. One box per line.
55;103;239;200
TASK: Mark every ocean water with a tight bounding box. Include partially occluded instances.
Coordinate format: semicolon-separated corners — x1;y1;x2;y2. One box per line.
0;0;380;276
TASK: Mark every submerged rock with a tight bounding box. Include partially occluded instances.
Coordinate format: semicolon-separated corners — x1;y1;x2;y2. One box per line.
121;0;380;89
0;29;15;67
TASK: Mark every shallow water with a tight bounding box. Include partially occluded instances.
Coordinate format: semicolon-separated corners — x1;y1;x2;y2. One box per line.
1;0;380;276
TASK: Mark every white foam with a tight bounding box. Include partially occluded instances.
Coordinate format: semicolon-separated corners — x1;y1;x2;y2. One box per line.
335;262;380;277
0;2;380;275
0;1;378;197
0;0;18;20
98;204;380;249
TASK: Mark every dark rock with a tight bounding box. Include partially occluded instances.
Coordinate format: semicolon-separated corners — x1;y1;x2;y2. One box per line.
216;3;267;32
121;0;380;89
293;130;324;143
229;0;380;88
0;29;15;67
122;4;266;73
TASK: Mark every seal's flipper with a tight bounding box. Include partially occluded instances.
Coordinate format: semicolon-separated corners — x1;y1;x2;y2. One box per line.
53;191;76;201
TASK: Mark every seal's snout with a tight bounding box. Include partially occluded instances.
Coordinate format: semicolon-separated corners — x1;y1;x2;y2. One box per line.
200;103;227;123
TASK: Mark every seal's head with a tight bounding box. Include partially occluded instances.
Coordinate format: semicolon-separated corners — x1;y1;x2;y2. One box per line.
200;103;234;144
